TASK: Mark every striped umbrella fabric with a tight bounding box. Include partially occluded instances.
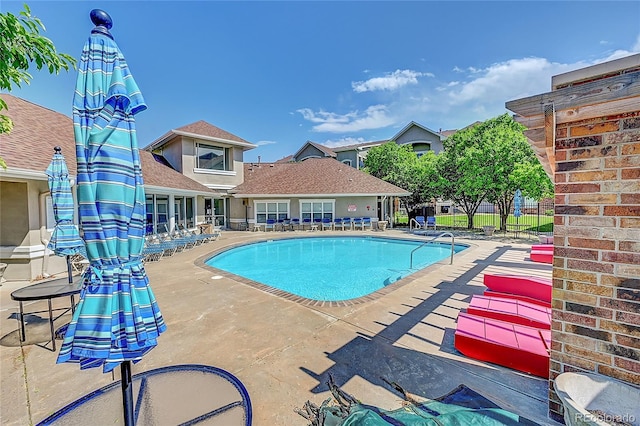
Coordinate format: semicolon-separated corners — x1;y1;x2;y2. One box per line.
57;25;166;374
45;149;83;257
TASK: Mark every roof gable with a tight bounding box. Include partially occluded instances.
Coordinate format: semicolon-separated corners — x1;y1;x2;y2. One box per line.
391;121;441;142
292;141;337;161
231;158;409;197
145;120;256;151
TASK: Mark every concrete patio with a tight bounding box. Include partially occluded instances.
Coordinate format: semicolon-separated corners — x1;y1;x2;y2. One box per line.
0;229;559;425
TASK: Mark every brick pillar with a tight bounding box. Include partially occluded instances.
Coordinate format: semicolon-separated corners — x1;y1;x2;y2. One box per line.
550;113;640;421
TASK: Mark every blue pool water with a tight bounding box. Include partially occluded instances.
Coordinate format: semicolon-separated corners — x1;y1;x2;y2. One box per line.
206;236;468;301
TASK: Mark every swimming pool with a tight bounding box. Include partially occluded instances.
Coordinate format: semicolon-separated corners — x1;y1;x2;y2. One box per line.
206;236;468;302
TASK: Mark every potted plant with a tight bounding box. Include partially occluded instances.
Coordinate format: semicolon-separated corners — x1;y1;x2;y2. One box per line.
483;225;496;236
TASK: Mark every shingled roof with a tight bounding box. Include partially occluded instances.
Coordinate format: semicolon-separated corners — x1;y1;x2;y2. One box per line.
0;95;215;194
230;158;410;197
145;120;256;151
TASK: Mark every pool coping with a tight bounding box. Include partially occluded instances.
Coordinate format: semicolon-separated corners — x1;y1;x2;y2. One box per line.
195;233;474;307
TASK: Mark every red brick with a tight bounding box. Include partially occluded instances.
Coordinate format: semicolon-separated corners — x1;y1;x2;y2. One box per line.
616;311;640;326
621;192;640;203
614;356;640;373
567;237;615;250
567;259;614;273
621;218;640;228
602;251;640;264
604;205;640;216
556;247;599;261
555;183;601;194
621;168;640;180
619;241;640;251
570;145;617;159
557;269;598;283
616;335;640;350
568;216;616;227
555;311;597;327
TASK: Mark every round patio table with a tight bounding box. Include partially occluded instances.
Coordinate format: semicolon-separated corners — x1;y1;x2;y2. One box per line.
10;276;83;351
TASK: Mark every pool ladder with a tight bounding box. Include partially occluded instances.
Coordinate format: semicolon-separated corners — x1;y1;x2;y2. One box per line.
410;232;455;268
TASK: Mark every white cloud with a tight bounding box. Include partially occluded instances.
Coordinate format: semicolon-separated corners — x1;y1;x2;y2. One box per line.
352;69;430;93
256;140;277;146
297;105;396;133
299;41;640;137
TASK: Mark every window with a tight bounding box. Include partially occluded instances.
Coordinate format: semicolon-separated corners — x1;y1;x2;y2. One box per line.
342;159;352;166
197;143;228;171
255;201;289;223
300;200;334;221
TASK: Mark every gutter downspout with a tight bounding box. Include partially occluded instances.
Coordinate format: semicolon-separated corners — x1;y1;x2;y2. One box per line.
39;192;51;278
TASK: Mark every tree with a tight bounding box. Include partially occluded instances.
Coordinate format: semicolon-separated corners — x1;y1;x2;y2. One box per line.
0;4;76;168
477;114;553;231
363;142;441;219
437;124;489;229
438;114;553;230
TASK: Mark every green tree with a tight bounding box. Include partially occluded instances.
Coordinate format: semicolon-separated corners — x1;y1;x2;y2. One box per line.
0;3;76;168
437;124;488;229
363;141;441;219
477;114;553;231
438;114;553;230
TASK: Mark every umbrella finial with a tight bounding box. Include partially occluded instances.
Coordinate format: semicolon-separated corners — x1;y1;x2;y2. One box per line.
54;146;62;154
90;9;113;39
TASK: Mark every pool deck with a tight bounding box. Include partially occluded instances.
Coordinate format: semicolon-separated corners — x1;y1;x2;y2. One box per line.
0;229;560;425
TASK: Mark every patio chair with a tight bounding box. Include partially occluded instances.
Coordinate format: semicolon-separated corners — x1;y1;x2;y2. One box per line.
415;215;426;229
425;216;437;230
341;217;352;230
265;219;277;231
321;217;333;231
301;218;312;231
290;218;300;230
352;217;364;230
333;217;343;230
362;217;372;231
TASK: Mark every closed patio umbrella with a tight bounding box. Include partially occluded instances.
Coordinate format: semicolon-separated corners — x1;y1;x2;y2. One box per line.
45;146;84;283
514;189;523;223
56;9;166;425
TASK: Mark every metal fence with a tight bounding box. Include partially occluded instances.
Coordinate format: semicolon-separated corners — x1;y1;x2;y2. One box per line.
402;198;554;239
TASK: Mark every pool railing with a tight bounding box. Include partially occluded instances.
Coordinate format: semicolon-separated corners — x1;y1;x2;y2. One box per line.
410;232;455;268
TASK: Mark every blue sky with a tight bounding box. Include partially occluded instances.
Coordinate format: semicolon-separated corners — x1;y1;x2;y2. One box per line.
4;1;640;162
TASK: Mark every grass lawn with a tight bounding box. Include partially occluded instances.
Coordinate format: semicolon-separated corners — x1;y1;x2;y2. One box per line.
395;212;554;233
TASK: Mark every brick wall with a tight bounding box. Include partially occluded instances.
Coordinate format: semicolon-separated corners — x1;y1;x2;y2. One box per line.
550;111;640;420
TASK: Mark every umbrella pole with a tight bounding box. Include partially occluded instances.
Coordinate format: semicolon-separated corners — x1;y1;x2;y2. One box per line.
66;255;73;284
121;361;135;425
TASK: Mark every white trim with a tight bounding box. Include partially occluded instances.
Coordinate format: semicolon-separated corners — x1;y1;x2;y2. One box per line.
144;185;214;196
0;244;47;259
0;168;50;181
231;192;409;198
193;168;237;176
174;130;256;149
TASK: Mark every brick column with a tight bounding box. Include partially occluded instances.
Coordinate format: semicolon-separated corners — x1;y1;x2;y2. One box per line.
549;113;640;420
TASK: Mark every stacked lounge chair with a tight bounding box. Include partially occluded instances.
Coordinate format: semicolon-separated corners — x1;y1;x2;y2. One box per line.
530;244;553;264
454;273;552;378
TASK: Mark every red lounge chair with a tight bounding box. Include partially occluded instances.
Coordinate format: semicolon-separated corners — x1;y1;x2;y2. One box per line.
530;250;553;264
483;290;552;308
454;312;551;378
483;274;552;304
531;244;553;251
467;295;551;329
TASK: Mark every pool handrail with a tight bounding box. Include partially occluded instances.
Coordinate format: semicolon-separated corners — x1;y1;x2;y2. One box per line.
410;232;455;268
